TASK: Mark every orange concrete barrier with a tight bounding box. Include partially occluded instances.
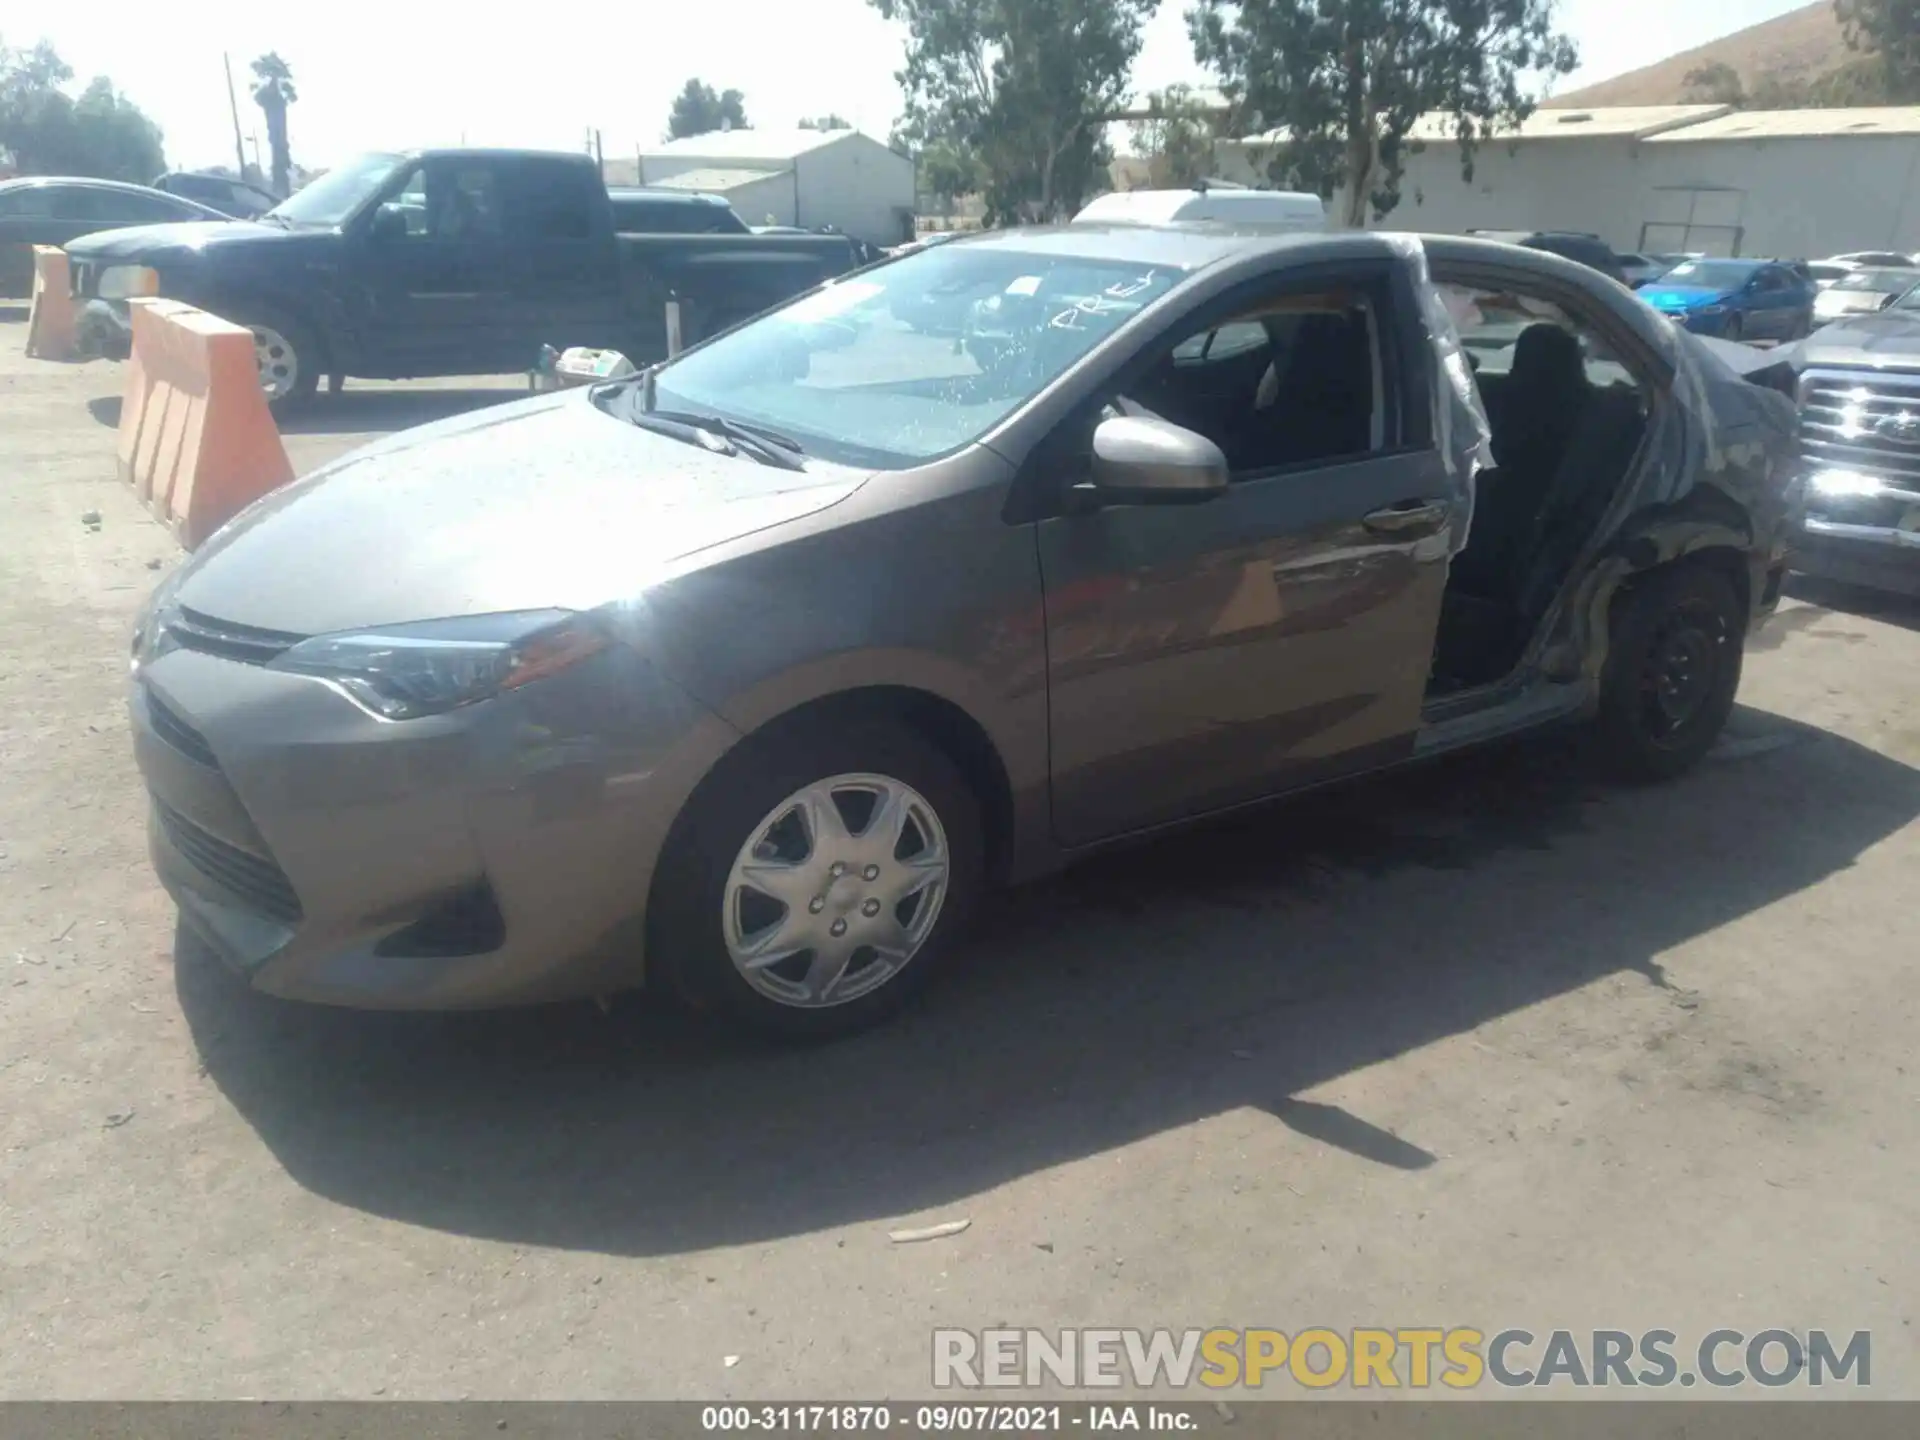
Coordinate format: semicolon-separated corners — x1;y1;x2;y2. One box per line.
117;298;294;549
25;247;76;361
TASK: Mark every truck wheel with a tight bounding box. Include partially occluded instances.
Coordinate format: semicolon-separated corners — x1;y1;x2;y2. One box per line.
1594;565;1745;782
221;303;321;417
648;716;983;1041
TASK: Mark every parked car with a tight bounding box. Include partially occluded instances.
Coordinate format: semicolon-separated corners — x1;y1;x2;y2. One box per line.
63;149;865;414
1466;230;1628;285
1637;258;1815;341
1822;250;1915;269
1074;187;1328;232
1618;252;1686;288
606;187;749;235
0;176;227;296
1806;261;1858;291
152;170;282;220
1811;266;1920;326
127;227;1795;1036
1789;282;1920;596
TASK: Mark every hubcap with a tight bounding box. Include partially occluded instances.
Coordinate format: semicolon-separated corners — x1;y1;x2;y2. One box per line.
249;325;298;400
722;773;949;1009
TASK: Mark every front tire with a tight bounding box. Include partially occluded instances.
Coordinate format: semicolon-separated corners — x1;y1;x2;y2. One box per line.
1595;565;1745;782
1723;313;1745;343
217;301;321;419
649;717;984;1041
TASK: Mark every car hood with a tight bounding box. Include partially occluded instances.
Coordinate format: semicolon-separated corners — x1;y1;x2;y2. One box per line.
172;389;869;636
1798;309;1920;369
1815;290;1893;314
1640;285;1735;310
63;219;306;263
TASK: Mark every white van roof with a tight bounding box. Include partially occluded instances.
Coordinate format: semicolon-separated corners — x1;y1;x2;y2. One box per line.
1072;187;1327;229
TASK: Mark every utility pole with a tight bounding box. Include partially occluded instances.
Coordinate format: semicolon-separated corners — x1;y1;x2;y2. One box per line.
223;54;247;176
594;129;604;180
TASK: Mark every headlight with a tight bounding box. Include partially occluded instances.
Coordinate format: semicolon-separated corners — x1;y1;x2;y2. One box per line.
1808;468;1883;499
96;265;158;300
267;610;609;720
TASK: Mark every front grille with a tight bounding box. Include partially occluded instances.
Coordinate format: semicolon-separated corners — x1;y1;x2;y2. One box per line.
144;688;218;768
1798;370;1920;485
155;800;303;923
165;606;303;666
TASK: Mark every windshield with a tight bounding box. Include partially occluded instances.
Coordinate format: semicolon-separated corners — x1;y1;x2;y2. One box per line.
1834;268;1918;293
267;152;403;226
1891;285;1920;311
645;245;1187;468
1659;260;1757;290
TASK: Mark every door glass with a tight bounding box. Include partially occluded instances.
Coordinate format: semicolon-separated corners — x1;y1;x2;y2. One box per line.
0;187;57;218
1130;292;1384;475
376;163;503;240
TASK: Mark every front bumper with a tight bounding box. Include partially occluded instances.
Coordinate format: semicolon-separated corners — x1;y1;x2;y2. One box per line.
1792;517;1920;596
131;638;737;1009
75;298;132;361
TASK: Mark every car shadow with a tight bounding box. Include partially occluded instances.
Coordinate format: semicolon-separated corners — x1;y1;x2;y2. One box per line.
176;705;1920;1257
1783;574;1920;634
274;387;524;435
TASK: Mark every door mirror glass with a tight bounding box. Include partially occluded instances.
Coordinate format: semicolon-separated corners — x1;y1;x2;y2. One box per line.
1089;415;1229;503
368;205;410;243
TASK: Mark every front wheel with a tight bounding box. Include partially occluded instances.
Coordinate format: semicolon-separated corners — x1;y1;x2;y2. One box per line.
1723;313;1745;343
649;718;984;1040
1595;565;1745;782
217;302;321;419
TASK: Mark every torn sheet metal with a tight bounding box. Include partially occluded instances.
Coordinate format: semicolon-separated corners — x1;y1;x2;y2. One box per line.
1383;234;1494;557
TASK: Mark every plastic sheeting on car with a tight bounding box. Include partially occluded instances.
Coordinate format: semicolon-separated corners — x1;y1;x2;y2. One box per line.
1382;234;1495;557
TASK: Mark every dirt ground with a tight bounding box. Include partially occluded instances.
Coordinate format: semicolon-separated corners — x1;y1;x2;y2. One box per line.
2;306;1918;1401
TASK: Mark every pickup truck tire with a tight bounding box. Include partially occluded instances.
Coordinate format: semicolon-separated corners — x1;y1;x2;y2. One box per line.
1595;565;1745;782
219;301;321;417
648;716;983;1041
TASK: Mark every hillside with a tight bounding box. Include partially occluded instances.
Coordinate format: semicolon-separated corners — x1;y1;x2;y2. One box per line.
1545;2;1848;108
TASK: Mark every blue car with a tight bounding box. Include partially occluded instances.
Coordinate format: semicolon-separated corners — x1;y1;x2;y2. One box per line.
1637;258;1815;342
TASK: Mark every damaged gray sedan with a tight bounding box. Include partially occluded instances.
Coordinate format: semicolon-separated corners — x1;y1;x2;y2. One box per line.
129;226;1797;1037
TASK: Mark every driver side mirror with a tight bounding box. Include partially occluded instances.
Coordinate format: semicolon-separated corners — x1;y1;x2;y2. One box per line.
368;205;409;243
1088;415;1230;504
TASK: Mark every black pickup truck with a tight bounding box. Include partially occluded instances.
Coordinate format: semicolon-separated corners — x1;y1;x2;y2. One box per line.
63;149;864;412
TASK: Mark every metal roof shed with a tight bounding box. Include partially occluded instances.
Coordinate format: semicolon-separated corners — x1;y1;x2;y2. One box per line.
639;129;915;245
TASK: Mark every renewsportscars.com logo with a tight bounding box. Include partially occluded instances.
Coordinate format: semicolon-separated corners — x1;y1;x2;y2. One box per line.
931;1328;1872;1391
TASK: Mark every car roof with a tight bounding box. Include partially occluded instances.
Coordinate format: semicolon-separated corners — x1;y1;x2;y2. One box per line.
936;222;1386;272
0;175;197;197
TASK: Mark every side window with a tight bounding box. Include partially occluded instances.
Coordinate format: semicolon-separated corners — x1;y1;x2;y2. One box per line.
374;162;503;240
511;163;596;241
1127;287;1386;477
0;187;56;218
51;188;121;222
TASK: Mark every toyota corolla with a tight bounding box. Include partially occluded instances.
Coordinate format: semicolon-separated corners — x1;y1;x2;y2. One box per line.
130;227;1796;1038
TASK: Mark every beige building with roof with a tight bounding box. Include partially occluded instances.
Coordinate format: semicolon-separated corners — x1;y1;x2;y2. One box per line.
636;128;916;245
1203;103;1920;259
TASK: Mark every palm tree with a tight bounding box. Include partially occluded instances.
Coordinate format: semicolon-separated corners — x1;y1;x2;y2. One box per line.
250;53;297;198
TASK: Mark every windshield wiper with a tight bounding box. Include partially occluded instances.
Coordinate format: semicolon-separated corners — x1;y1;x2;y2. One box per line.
614;402;805;471
643;407;807;470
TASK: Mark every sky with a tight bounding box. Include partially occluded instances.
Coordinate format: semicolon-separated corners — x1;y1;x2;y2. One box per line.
15;0;1814;173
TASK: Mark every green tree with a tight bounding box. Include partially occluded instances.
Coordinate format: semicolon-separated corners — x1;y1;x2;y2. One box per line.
1836;0;1920;99
872;0;1156;225
1681;61;1746;105
249;52;297;197
1189;0;1577;228
1128;84;1219;188
800;114;853;130
667;79;749;139
1;37;164;179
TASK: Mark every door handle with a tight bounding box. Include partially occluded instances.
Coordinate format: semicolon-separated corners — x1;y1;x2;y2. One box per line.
1363;498;1451;536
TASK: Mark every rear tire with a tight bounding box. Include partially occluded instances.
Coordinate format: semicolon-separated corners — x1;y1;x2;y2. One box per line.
648;716;984;1041
1595;565;1745;782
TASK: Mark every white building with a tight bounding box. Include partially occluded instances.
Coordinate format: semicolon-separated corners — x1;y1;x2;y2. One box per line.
638;129;916;246
1209;104;1920;259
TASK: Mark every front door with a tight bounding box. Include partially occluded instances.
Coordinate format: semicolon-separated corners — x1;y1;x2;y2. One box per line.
1037;267;1456;846
350;158;517;374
